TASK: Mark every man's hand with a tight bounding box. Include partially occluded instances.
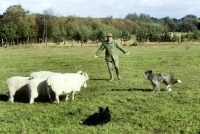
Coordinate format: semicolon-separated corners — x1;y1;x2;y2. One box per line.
94;55;98;58
125;52;130;55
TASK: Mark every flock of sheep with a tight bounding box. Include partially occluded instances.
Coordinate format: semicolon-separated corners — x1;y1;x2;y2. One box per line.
6;70;89;104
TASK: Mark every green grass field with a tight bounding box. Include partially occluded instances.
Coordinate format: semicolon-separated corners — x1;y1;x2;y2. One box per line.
0;43;200;134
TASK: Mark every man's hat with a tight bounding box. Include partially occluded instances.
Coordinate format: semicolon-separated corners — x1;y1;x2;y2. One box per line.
106;33;112;37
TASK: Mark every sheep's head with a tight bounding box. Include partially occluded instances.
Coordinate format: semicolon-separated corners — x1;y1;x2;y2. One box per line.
77;71;89;88
77;71;89;81
82;72;89;88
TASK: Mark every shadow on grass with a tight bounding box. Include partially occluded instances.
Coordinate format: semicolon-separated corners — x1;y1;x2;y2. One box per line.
0;92;30;103
90;78;109;81
0;93;29;103
0;92;58;103
111;88;153;92
0;94;8;101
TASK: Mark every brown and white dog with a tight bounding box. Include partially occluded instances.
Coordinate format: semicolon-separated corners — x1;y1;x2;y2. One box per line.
144;70;181;92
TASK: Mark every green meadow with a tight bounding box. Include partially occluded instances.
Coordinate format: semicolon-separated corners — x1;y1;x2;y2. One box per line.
0;43;200;134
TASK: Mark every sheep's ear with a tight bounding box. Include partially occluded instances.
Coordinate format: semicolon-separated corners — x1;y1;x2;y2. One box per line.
84;72;88;76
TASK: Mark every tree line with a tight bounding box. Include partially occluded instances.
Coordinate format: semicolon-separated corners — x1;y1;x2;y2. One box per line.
0;5;200;46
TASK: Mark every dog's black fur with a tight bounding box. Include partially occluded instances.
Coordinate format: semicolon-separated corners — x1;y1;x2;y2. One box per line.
80;106;111;126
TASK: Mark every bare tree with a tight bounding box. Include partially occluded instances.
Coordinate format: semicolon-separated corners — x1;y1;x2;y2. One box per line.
43;8;54;47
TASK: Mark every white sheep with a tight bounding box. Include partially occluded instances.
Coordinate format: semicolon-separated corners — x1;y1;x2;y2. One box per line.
6;76;30;103
28;73;62;104
29;71;54;79
28;77;48;104
46;71;89;104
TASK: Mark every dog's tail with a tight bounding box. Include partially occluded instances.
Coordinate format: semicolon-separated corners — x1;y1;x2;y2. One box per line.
172;79;181;84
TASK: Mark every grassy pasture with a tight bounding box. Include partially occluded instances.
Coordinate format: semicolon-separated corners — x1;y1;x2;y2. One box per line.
0;43;200;134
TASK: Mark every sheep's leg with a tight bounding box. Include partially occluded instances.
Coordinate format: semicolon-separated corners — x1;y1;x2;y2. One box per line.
55;95;60;104
29;97;34;104
48;94;52;103
9;95;14;103
28;89;31;100
72;91;75;101
47;87;52;103
9;91;15;103
65;94;69;101
29;90;38;104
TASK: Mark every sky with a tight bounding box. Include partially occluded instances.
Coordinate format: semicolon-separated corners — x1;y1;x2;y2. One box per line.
0;0;200;19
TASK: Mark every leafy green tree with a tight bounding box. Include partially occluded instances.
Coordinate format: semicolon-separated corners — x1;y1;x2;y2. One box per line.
91;21;120;40
65;22;79;40
171;34;178;42
57;17;67;45
2;5;27;44
193;30;200;40
163;17;177;32
89;29;98;42
136;26;148;43
35;14;43;37
73;30;81;42
148;24;163;42
0;26;6;44
139;13;152;23
52;22;62;44
125;13;138;21
1;22;18;45
18;18;31;44
2;5;26;23
96;28;106;42
185;32;193;41
79;25;91;45
72;26;91;44
1;6;200;45
26;14;39;43
181;33;186;42
121;30;131;41
161;31;171;42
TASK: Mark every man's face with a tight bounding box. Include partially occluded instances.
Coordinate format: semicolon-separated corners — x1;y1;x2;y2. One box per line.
107;36;112;42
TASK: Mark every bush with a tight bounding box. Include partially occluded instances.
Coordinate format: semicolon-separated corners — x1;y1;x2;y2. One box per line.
130;42;138;46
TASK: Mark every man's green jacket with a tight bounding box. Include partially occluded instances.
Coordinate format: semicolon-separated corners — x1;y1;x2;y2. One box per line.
95;40;127;62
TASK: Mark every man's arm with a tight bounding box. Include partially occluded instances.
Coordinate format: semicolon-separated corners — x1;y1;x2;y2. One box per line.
115;40;130;54
94;43;105;58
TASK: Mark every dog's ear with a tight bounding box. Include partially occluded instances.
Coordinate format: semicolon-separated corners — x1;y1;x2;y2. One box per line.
105;106;109;112
149;70;153;74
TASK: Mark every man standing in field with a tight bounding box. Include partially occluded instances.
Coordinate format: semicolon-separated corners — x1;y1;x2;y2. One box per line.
94;33;130;81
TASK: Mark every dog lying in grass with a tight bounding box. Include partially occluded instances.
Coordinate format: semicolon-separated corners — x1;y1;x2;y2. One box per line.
80;106;111;126
144;70;181;92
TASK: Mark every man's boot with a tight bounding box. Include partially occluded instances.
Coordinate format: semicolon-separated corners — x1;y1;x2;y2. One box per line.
115;67;122;80
108;69;114;81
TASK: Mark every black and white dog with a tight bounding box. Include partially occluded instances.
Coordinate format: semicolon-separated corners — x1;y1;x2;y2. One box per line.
144;70;181;92
80;107;111;126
